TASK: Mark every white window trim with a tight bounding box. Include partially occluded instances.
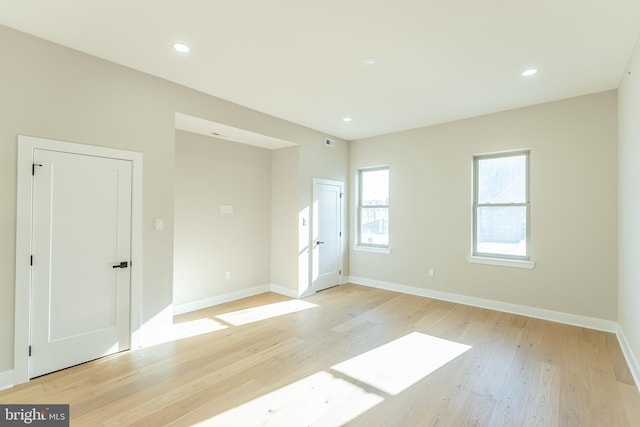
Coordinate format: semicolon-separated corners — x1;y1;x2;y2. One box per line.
357;166;390;249
472;150;532;264
467;255;535;269
353;245;392;254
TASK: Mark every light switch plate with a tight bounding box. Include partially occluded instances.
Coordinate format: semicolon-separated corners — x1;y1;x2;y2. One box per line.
220;205;234;214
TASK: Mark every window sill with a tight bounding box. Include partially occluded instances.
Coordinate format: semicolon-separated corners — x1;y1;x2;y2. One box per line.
353;246;392;254
467;256;535;269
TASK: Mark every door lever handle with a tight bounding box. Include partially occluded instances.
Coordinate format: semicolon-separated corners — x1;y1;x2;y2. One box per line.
112;261;129;269
316;241;325;245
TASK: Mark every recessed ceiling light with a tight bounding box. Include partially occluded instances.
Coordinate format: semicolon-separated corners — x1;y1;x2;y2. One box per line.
522;68;538;77
362;57;375;66
173;42;191;53
343;116;352;122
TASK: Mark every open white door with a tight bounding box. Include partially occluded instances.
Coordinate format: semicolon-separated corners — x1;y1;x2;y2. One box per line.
311;179;344;292
30;149;132;378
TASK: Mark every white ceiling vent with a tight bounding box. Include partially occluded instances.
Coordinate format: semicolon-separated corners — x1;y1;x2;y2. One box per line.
324;138;336;148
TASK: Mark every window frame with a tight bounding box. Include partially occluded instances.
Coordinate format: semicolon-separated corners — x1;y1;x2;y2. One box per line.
357;166;390;249
472;150;531;262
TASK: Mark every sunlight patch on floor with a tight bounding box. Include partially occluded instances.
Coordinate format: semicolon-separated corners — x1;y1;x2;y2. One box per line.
215;299;318;326
143;318;228;346
192;332;470;426
332;332;471;395
194;371;383;427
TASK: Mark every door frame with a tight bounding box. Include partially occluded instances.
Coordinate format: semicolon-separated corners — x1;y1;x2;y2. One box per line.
310;178;344;292
14;135;143;385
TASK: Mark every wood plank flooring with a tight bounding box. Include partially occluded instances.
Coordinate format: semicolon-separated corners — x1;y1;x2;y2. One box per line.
1;283;639;426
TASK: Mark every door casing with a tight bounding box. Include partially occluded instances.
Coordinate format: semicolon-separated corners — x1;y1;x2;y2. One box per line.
14;135;143;385
310;178;344;293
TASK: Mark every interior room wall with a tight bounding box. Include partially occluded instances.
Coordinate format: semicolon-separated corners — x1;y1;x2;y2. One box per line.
618;33;640;379
0;24;348;378
271;146;301;293
173;130;272;311
349;91;618;321
297;138;350;294
0;25;178;371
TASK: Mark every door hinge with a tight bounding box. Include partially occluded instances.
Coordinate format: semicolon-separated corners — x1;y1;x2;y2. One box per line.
340;193;343;199
30;255;33;266
32;163;42;176
28;345;32;357
339;232;342;237
339;269;342;275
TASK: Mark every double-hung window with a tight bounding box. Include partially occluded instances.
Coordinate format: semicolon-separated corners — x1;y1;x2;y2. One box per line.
357;166;389;248
473;151;530;261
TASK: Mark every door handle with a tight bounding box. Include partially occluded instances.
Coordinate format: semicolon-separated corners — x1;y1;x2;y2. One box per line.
112;261;129;269
316;241;325;245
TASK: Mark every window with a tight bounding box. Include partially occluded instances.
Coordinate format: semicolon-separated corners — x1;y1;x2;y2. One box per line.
358;167;389;247
473;151;529;260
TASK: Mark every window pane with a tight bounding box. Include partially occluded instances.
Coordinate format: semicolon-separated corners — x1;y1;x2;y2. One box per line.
361;169;389;205
477;155;526;204
476;206;526;257
360;207;389;245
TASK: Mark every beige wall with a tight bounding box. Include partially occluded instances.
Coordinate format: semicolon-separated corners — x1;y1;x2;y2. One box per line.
173;129;349;302
619;34;640;374
350;91;618;320
0;25;348;374
0;25;177;371
174;131;272;307
297;137;350;294
271;146;300;292
2;20;628;381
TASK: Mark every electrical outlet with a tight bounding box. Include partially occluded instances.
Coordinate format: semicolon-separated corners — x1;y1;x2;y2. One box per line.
225;271;231;280
428;268;434;278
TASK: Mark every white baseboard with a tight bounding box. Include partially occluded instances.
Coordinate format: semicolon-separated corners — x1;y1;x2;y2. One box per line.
3;279;638;393
270;284;300;298
0;370;14;391
348;276;618;333
617;326;640;390
173;284;303;315
173;285;270;315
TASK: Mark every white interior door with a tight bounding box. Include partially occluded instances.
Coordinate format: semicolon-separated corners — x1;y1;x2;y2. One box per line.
312;179;343;292
30;149;132;378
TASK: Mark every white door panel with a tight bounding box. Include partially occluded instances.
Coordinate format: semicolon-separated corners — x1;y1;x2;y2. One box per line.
312;179;343;292
31;149;132;378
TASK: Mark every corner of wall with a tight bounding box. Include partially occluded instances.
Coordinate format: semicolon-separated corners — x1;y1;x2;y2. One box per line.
0;370;14;391
348;276;619;333
270;284;301;299
173;285;271;316
617;325;640;391
617;24;640;394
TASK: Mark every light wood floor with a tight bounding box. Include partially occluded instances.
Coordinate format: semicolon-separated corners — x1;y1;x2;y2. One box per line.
2;283;639;426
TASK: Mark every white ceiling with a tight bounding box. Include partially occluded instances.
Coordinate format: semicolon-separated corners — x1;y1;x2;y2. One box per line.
1;0;639;141
175;113;296;150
